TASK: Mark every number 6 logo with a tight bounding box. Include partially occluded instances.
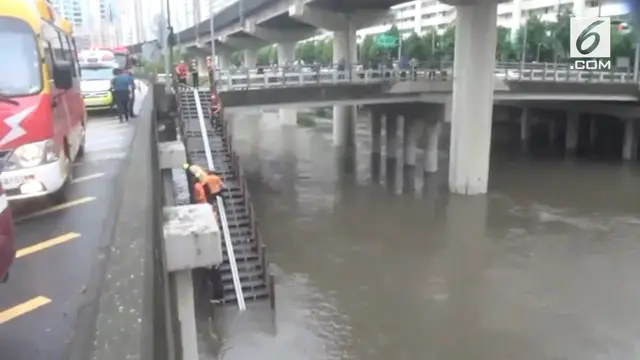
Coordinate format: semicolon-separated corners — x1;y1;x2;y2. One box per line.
576;20;604;55
570;17;610;58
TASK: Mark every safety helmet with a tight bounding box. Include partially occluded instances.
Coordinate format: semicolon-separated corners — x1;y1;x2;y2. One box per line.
183;163;206;180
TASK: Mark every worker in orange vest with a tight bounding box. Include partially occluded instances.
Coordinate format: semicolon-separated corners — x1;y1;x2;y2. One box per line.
175;60;188;84
183;163;225;205
184;162;226;303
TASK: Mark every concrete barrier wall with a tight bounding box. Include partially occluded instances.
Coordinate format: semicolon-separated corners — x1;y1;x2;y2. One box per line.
72;81;176;360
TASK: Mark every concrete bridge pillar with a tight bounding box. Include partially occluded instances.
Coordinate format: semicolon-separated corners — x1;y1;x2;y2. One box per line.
424;118;442;173
548;120;558;148
277;42;296;64
448;2;499;195
589;116;597;147
332;27;357;151
277;42;297;126
520;107;530;152
385;112;398;159
371;109;382;156
218;53;232;70
244;49;258;68
403;117;418;167
196;55;207;75
622;118;638;161
565;111;579;156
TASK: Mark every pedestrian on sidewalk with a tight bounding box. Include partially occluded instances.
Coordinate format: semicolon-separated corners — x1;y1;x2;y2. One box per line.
111;68;134;123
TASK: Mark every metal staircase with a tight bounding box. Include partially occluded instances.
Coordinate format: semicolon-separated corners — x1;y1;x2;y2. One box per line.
176;86;271;307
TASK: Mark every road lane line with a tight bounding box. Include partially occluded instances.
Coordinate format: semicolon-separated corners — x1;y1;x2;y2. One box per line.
0;296;51;325
16;232;81;259
72;173;105;184
15;196;96;222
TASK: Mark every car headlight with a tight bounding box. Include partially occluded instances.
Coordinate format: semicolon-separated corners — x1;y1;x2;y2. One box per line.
8;140;59;168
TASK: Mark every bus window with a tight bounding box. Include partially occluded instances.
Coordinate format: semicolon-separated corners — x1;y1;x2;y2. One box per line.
64;35;77;77
41;40;54;81
0;17;42;96
41;22;64;62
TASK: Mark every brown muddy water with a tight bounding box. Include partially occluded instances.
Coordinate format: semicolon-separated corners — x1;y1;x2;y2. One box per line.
181;109;640;360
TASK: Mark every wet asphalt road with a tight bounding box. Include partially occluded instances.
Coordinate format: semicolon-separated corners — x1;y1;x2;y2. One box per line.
0;109;138;359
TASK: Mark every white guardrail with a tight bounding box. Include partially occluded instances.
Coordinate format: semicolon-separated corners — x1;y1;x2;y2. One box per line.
158;62;637;91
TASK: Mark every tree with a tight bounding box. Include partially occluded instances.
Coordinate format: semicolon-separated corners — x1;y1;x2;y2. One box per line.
497;26;516;61
404;32;428;62
437;26;455;61
514;16;552;62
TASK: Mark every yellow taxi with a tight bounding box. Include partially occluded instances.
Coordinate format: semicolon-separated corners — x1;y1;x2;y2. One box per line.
80;63;117;111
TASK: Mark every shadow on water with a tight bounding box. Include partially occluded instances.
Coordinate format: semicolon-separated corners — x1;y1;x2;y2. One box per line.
197;109;640;360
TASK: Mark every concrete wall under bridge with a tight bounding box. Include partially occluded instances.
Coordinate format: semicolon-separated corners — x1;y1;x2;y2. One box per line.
218;80;640;109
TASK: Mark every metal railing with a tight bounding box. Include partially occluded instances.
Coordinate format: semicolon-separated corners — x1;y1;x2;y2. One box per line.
221;118;276;310
192;88;246;311
191;62;636;91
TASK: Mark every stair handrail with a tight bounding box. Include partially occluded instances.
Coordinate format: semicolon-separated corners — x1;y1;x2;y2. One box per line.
192;88;246;311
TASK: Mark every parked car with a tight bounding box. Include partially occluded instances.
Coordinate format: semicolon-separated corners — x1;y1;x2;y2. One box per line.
0;182;15;283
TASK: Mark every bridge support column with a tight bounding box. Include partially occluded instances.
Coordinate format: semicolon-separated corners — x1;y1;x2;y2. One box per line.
244;49;258;68
448;2;498;195
332;27;357;151
622;118;638;161
276;42;296;64
589;116;597;147
278;42;297;126
218;53;232;70
403;117;417;167
565;111;579;157
520;108;530;152
371;109;382;155
385;112;398;159
548;120;557;148
424;118;441;173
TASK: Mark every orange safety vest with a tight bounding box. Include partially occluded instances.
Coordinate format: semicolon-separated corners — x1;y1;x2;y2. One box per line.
193;173;223;203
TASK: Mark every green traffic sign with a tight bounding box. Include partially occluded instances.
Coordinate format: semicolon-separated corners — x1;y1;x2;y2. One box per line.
375;34;398;48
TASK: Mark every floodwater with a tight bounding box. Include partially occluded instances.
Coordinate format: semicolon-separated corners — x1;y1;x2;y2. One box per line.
196;109;640;360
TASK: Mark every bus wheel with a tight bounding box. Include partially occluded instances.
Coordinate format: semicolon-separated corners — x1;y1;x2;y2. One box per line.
77;121;86;159
49;146;72;204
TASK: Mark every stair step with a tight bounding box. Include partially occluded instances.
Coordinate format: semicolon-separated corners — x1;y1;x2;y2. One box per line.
223;278;266;293
220;267;263;283
220;258;262;273
221;287;269;303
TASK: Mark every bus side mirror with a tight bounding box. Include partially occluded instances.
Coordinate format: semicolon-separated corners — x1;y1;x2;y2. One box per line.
53;61;73;90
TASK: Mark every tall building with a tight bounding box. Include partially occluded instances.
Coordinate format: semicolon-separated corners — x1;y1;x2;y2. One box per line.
358;0;630;38
50;0;84;27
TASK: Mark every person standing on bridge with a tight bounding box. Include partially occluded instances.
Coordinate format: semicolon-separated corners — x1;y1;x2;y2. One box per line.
206;56;214;87
190;59;199;87
210;89;222;129
175;60;188;84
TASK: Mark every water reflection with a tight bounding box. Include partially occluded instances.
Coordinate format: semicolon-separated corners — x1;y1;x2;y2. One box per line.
194;109;640;360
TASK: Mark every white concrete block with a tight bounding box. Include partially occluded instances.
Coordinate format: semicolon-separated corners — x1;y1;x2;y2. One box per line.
163;204;222;272
158;141;187;170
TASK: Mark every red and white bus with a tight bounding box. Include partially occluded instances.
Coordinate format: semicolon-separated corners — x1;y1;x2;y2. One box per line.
0;183;15;283
0;0;86;203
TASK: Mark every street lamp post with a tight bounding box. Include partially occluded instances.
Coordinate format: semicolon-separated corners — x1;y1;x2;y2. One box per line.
209;0;216;83
520;17;528;72
161;0;171;91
